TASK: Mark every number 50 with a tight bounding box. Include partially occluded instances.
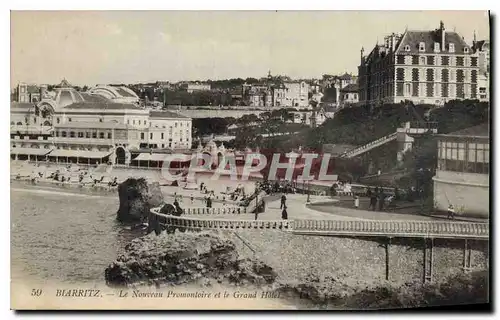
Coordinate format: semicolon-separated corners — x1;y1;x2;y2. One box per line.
31;289;42;296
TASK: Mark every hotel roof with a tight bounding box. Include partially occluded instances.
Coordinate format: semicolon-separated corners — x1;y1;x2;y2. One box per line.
63;102;144;110
149;110;189;119
54;121;137;130
395;28;472;55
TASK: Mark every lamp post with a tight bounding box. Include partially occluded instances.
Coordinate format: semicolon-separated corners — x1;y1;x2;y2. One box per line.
306;180;311;203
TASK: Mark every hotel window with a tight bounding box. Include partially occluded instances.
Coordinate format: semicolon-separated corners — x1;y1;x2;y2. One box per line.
426;69;434;82
396;55;405;64
405;83;411;96
138;120;141;125
412;56;419;65
70;131;75;138
161;133;164;139
434;42;440;52
61;131;67;137
419;42;425;52
471;84;477;99
133;120;135;125
441;69;449;82
107;132;112;139
57;118;60;124
396;68;404;81
140;132;145;140
420;56;426;65
78;132;84;138
92;132;97;139
471;70;477;83
86;132;90;138
464;47;469;53
404;45;410;52
127;120;130;124
471;57;478;67
150;133;153;139
144;121;147;126
99;132;105;139
175;122;178;128
456;57;464;66
55;131;59;137
441;56;449;66
68;118;72;122
449;43;455;53
412;68;419;81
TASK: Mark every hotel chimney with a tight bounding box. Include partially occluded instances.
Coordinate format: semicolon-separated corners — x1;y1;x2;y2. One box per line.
440;21;446;51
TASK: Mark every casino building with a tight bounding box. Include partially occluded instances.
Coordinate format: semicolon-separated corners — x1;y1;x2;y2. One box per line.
10;80;192;166
433;123;489;218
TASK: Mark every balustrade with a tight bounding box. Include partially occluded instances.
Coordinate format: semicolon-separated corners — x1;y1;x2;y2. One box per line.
149;208;489;239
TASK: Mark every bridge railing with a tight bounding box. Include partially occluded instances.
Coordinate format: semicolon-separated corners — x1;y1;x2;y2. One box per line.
149;207;489;239
183;206;248;215
151;208;489;239
150;208;292;230
343;132;398;158
292;219;489;239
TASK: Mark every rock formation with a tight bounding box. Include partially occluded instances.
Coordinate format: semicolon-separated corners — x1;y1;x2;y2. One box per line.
116;178;164;222
104;231;278;288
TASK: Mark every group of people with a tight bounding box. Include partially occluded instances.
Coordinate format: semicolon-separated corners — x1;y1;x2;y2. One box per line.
258;180;296;195
365;187;397;211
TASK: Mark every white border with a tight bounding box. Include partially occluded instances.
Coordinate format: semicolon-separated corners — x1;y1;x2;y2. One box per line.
2;2;497;319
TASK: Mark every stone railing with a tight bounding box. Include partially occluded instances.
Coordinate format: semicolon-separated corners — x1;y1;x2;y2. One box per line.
291;219;489;240
149;207;489;240
149;208;292;231
183;206;248;215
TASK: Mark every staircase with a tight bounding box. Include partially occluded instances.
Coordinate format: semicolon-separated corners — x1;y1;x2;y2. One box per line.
340;132;398;158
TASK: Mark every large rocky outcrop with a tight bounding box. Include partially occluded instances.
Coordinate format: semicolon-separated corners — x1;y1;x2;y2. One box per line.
104;231;278;288
116;178;164;222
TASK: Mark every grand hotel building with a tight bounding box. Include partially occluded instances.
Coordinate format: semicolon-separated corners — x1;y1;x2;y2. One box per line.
358;22;482;106
10;81;192;166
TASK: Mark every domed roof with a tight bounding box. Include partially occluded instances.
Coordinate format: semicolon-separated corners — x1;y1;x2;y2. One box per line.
53;88;85;109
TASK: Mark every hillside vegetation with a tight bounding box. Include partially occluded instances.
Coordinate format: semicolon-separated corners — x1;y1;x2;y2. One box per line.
305;100;489;150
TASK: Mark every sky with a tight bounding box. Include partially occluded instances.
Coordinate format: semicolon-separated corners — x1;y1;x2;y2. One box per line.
11;10;490;86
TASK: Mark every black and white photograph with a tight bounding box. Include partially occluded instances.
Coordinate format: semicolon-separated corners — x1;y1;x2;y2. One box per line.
8;9;491;310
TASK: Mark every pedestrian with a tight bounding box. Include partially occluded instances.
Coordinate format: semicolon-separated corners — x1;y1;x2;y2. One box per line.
206;197;212;208
370;194;377;211
354;196;359;209
447;204;455;220
280;193;287;209
281;205;288;220
378;192;385;211
190;194;194;204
